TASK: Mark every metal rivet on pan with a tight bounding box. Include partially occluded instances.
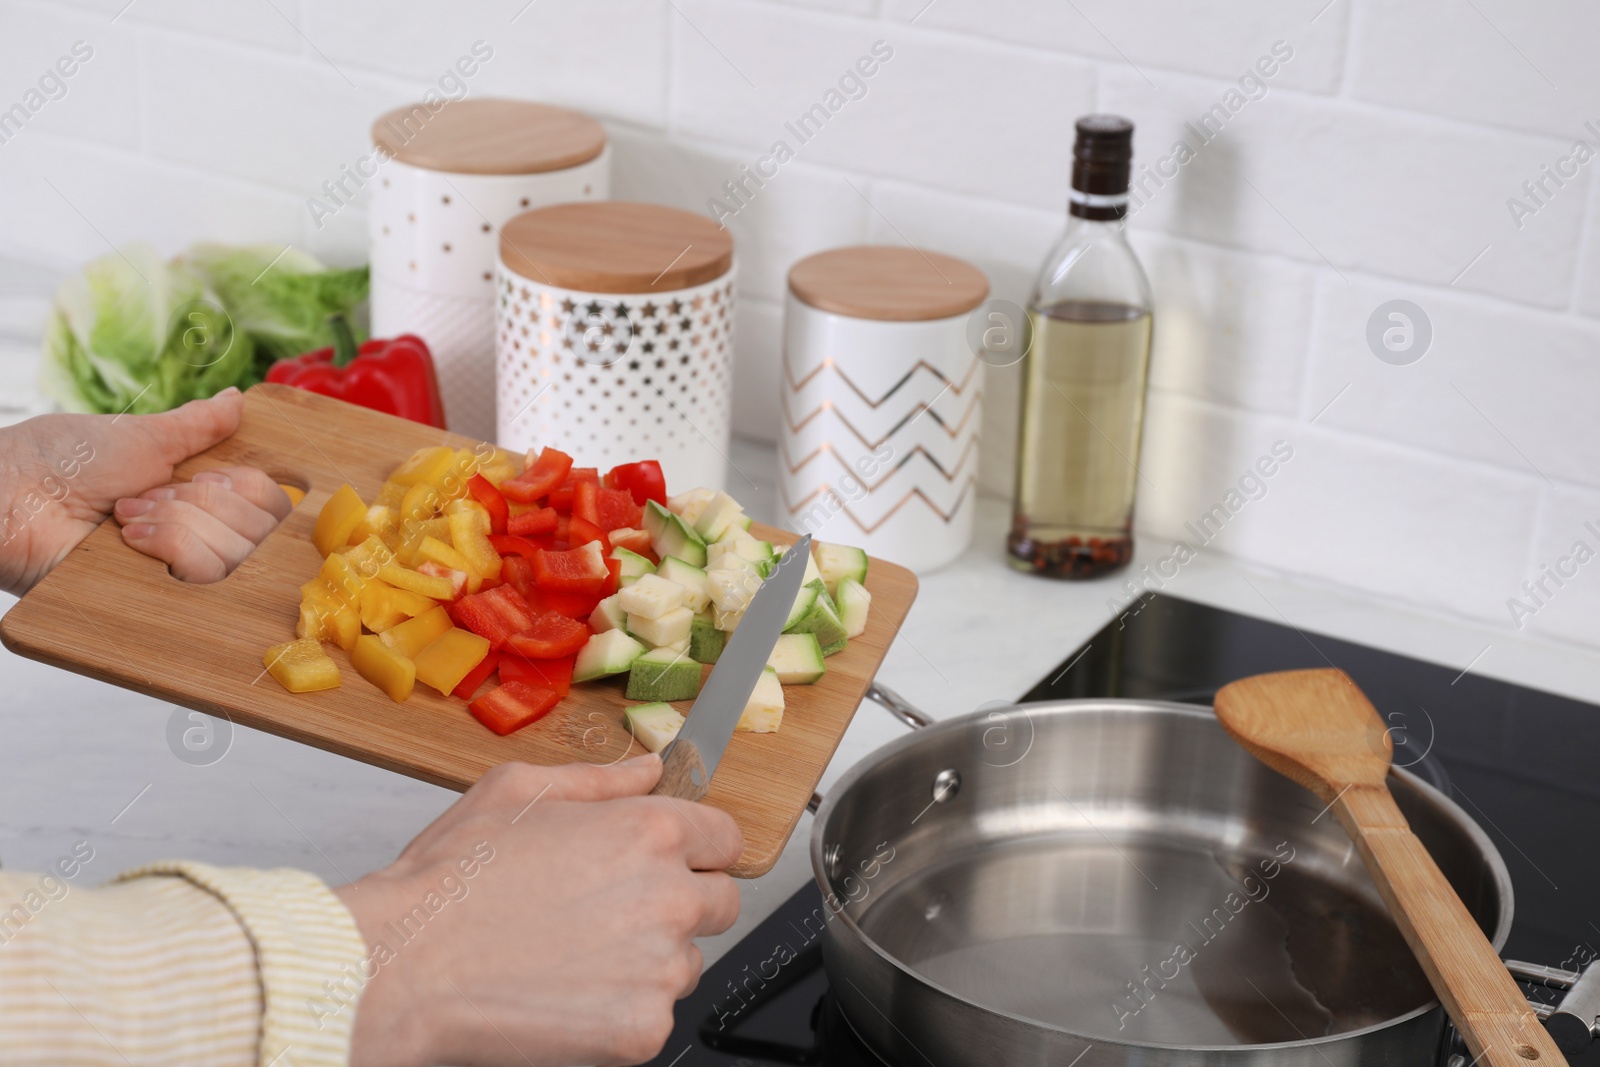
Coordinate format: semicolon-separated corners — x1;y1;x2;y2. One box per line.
825;843;842;881
932;769;961;803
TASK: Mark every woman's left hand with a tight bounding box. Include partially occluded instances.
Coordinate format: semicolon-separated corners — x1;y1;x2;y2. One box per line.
0;388;292;596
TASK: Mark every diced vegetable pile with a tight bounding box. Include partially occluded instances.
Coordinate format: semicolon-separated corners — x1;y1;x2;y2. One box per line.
264;445;873;752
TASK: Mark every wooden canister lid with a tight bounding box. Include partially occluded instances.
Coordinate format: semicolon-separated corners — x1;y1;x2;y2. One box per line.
372;98;606;176
788;245;990;321
500;202;734;293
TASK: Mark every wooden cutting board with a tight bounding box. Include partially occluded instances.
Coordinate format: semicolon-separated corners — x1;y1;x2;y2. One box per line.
0;384;918;877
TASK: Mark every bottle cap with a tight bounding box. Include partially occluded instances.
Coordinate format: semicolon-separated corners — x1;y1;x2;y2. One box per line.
1071;114;1134;220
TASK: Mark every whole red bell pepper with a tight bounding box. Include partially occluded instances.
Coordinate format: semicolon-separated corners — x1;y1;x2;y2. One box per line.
266;315;447;428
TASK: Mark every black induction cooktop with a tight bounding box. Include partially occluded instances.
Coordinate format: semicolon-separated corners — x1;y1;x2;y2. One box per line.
645;593;1600;1066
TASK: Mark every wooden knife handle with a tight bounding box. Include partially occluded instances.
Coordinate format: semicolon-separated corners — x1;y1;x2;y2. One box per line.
1335;785;1565;1066
650;740;709;801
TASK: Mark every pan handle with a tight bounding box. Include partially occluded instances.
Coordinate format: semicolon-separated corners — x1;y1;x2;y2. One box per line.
862;681;937;729
1505;958;1600;1055
805;682;935;814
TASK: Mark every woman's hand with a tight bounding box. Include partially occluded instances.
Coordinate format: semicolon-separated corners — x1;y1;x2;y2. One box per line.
335;754;744;1067
0;388;291;595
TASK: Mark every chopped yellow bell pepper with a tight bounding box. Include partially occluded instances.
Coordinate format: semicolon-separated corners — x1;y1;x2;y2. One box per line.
413;627;490;696
360;578;437;633
350;505;397;546
396;517;452;564
434;450;482;501
399;481;443;524
376;562;457;601
263;637;341;693
447;511;502;579
351;634;415;702
373;480;407;510
417;535;475;575
297;586;360;651
478;448;522;486
318;552;368;608
341;535;395;580
381;605;455;659
389;446;455;487
278;484;307;507
313;484;367;557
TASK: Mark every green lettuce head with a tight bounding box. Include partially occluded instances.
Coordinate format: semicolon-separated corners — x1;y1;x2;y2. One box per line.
40;243;252;416
40;242;369;415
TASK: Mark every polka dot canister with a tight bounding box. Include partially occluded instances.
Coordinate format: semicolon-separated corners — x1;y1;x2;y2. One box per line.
368;98;610;441
496;202;736;493
781;246;989;573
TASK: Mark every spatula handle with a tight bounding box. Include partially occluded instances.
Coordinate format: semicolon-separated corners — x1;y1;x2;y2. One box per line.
1335;785;1564;1066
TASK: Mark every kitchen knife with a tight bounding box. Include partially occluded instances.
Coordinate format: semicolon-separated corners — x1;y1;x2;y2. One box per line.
650;534;813;802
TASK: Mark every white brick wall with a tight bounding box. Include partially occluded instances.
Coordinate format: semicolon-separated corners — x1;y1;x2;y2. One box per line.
0;0;1596;652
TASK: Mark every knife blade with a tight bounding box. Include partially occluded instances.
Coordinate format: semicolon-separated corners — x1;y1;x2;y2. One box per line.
650;533;813;801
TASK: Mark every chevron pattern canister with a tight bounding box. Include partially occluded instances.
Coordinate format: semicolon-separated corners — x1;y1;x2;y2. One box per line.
780;246;990;573
368;99;610;442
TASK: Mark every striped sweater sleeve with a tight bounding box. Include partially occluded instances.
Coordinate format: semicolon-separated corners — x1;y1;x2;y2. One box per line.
0;861;369;1066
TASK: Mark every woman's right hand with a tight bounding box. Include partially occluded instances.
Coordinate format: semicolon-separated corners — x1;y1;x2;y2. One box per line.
335;753;743;1067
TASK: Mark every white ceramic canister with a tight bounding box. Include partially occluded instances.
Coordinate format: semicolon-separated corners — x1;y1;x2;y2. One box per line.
495;202;736;493
368;98;610;441
780;246;989;573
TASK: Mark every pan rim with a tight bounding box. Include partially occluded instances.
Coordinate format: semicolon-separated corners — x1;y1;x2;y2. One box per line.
809;696;1515;1053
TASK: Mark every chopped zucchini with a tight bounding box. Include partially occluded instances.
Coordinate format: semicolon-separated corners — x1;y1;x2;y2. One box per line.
610;547;655;586
768;633;825;684
693;491;745;542
706;564;761;613
628;606;694;648
712;605;744;632
736;668;784;733
656;556;711;613
573;629;646;683
784;584;818;630
589;594;626;634
626;646;702;702
836;576;871;638
814;542;869;596
784;585;849;655
617;573;687;620
624;702;685;753
644;500;707;568
689;612;726;664
667;487;715;525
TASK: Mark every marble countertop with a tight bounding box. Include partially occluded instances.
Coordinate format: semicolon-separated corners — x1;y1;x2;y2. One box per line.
4;437;1599;966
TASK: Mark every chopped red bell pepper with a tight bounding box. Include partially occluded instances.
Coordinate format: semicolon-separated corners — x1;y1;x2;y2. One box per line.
451;648;502;699
266;315;446;428
498;652;575;696
568;516;609;552
470;681;560;736
603;556;622;597
466;474;508;535
525;586;603;619
500;554;536;603
554;514;570;542
450;585;535;649
507;507;558;537
572;479;600;525
500;448;573;504
487;533;544;559
505;612;591;659
531;541;608;595
604;460;667;506
594;487;643;532
547;468;599;511
607;527;652;555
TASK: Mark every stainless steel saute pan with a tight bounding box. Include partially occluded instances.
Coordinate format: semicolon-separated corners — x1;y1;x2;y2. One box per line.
809;689;1596;1066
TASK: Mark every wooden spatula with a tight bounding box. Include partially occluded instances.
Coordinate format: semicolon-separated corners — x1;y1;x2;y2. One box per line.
1214;668;1562;1067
